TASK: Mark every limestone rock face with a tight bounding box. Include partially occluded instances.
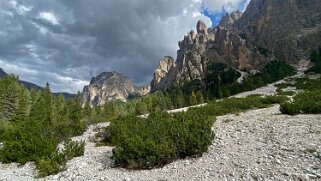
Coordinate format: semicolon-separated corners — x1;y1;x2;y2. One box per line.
150;0;321;92
234;0;321;63
150;56;176;92
219;10;243;28
150;19;267;92
82;71;149;107
213;26;267;71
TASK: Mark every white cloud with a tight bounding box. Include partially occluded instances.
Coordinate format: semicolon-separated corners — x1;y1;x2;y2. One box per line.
203;0;250;12
39;12;60;25
17;5;32;15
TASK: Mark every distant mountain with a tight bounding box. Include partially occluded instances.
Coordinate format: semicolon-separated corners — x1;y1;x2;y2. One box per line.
20;80;44;90
0;68;7;77
82;71;150;107
0;68;76;99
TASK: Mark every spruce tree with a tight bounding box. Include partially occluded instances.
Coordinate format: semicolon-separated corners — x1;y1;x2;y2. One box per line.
196;91;204;104
83;101;92;119
0;80;20;122
189;91;197;106
16;87;31;121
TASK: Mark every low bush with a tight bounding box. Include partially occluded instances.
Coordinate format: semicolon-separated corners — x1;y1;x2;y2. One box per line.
36;139;85;177
36;151;66;177
293;77;321;91
63;139;85;160
111;110;213;169
280;90;321;115
109;95;285;169
306;48;321;74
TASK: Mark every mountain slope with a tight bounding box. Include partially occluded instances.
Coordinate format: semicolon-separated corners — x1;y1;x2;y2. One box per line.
151;0;321;92
234;0;321;63
0;68;7;77
82;71;150;107
0;68;75;99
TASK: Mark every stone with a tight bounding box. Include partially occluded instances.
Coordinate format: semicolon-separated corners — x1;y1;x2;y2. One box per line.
82;71;150;107
235;0;321;64
150;0;321;92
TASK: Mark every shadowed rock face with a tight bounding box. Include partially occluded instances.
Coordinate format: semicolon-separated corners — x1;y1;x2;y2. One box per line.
150;0;321;92
234;0;321;63
82;71;150;107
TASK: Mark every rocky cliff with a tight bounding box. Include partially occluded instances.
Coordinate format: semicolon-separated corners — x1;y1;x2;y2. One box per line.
151;19;267;92
82;71;150;107
235;0;321;64
151;0;321;92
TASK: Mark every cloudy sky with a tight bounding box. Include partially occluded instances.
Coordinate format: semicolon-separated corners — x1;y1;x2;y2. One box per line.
0;0;250;93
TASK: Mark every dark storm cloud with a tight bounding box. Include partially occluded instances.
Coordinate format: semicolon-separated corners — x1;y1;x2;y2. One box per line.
0;0;247;93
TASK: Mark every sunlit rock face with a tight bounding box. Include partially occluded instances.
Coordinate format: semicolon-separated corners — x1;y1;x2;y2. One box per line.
234;0;321;64
82;71;149;107
151;0;321;92
150;19;266;92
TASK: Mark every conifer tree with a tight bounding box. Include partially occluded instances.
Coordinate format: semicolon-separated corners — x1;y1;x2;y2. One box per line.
196;91;204;104
83;101;92;118
0;77;20;122
176;89;185;108
135;101;148;115
43;83;53;123
16;87;31;121
104;101;116;118
189;91;197;106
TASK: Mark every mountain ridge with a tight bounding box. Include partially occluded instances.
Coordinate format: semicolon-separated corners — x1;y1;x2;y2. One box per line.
0;67;76;99
150;0;321;92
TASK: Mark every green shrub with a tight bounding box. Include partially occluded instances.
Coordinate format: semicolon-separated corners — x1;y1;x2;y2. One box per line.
63;139;85;160
306;48;321;74
280;90;321;115
109;95;283;169
36;139;85;177
0;122;58;164
262;95;289;104
111;110;214;169
293;77;321;91
280;102;301;115
36;150;66;177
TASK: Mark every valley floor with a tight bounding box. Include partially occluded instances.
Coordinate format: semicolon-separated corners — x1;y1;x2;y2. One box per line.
0;62;320;180
1;105;320;181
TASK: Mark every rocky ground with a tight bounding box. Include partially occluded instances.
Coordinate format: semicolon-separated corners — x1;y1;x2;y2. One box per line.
1;105;320;181
1;63;320;180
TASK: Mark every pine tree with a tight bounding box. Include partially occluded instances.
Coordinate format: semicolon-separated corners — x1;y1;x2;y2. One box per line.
16;87;31;121
104;101;116;118
310;49;319;63
135;101;148;115
176;89;185;108
196;91;204;104
189;91;197;106
0;78;20;122
68;92;83;121
42;83;53;123
83;101;92;118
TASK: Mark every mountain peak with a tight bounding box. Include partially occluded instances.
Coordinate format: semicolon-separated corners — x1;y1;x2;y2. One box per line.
0;67;7;77
83;71;149;106
90;71;129;84
196;20;208;35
